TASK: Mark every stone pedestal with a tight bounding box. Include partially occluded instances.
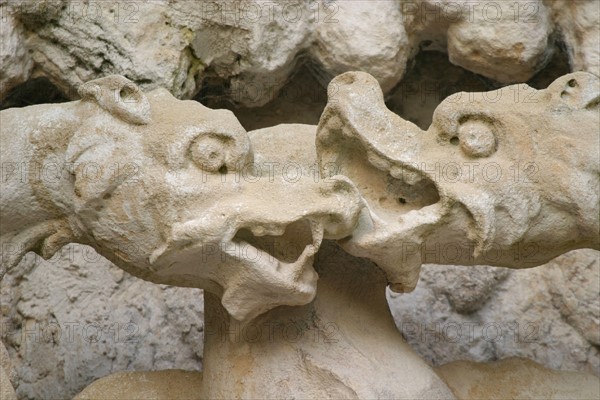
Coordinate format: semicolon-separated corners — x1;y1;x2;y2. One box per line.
200;242;454;399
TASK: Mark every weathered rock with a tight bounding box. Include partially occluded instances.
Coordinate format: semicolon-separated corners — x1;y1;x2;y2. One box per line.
0;340;16;400
0;1;34;102
0;364;17;400
431;265;509;314
544;250;600;346
0;245;204;399
311;0;410;93
6;0;202;99
389;250;600;375
0;74;363;323
445;0;553;83
1;3;599;395
193;0;314;107
0;75;363;397
317;70;599;292
2;1;598;107
6;247;598;398
549;0;600;77
199;241;454;399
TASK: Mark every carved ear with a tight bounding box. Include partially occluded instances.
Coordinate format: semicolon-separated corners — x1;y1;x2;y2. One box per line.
78;75;151;125
548;72;600;110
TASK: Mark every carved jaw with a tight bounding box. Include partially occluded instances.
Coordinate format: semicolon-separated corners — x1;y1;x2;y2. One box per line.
154;218;324;322
317;71;600;293
317;107;483;292
318;125;443;291
225;217;324;304
148;174;363;323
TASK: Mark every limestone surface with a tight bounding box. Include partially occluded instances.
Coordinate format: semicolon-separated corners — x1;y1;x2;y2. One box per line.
389;250;600;375
436;357;600;400
2;70;599;399
0;1;33;101
0;245;204;399
2;1;598;106
74;370;204;400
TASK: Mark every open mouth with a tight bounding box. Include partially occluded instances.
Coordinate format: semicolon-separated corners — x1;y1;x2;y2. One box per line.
231;219;324;280
320;131;445;293
316;80;449;293
329;136;441;225
150;218;325;306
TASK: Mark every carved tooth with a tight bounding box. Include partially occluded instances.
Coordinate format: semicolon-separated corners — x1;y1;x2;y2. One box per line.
402;169;422;186
389;166;405;180
251;226;266;236
390;166;422;186
247;225;285;237
267;225;287;237
289;243;317;280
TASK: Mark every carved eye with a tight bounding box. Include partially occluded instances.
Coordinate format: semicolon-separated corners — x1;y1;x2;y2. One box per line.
189;136;228;173
456;120;497;158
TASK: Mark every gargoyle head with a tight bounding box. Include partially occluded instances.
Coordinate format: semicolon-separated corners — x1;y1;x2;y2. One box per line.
317;71;599;292
64;76;363;321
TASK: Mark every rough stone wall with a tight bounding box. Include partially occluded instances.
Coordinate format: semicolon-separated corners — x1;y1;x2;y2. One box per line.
0;245;204;399
1;1;598;399
390;250;600;375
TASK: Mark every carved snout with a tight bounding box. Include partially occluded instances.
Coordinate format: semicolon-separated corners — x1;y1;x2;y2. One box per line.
239;174;363;239
318;70;600;294
148;162;364;323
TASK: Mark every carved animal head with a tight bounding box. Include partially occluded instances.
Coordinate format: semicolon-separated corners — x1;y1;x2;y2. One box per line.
317;71;599;292
51;76;362;321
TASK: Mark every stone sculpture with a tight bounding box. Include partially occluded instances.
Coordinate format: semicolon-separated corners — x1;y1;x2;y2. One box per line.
318;70;600;292
1;72;599;399
0;75;363;323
